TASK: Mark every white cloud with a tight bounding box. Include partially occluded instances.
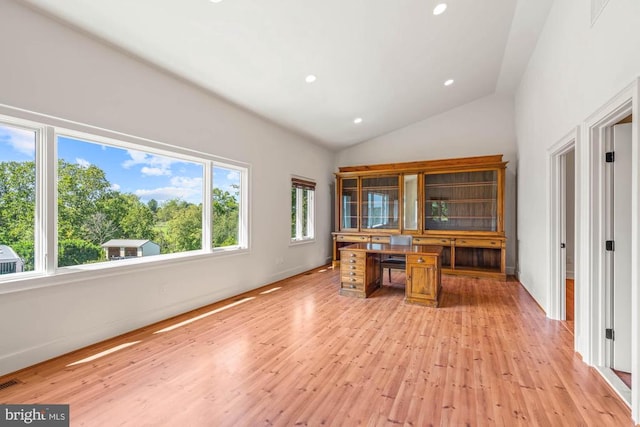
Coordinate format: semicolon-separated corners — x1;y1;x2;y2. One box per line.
110;183;121;191
122;149;176;176
76;158;91;168
0;126;35;157
226;170;240;181
134;187;201;202
170;176;203;188
141;166;171;177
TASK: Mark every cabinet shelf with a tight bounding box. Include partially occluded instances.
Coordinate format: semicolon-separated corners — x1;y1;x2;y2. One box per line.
361;186;399;191
426;199;495;203
425;181;497;188
426;216;495;219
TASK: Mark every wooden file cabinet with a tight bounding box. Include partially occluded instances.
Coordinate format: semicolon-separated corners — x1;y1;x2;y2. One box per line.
405;253;442;307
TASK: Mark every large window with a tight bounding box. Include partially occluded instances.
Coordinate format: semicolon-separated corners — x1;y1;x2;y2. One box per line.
0;110;249;282
291;177;315;242
56;136;204;266
0;122;37;276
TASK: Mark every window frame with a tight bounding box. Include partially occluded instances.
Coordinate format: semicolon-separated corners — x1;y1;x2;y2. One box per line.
212;161;248;251
290;176;316;243
0;105;250;289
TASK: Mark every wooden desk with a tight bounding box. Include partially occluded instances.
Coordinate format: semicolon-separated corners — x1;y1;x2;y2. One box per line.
339;243;443;307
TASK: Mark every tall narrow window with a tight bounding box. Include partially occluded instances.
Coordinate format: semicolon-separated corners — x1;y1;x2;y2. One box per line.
212;164;244;249
57;135;204;267
291;177;315;242
0;122;37;275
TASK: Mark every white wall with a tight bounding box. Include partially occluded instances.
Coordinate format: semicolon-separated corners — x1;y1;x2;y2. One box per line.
515;0;640;309
336;93;518;274
0;1;334;375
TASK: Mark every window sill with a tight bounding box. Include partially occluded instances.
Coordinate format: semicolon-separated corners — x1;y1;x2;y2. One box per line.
0;247;249;295
290;238;316;246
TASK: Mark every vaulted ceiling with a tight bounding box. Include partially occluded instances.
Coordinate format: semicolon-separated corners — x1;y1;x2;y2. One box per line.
23;0;553;150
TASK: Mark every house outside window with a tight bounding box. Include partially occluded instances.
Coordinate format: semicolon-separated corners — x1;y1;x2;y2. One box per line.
291;177;315;242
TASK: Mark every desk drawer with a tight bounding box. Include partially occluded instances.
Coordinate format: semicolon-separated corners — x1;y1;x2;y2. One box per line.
341;251;365;261
371;235;390;243
413;237;451;245
407;254;437;265
341;261;364;271
336;235;370;243
341;275;364;289
455;238;502;248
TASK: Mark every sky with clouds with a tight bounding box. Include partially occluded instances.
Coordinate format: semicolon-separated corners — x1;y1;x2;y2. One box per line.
0;124;240;205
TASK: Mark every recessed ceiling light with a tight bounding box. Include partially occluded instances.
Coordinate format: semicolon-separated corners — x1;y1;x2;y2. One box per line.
433;3;447;15
444;79;454;86
305;74;317;83
353;117;363;124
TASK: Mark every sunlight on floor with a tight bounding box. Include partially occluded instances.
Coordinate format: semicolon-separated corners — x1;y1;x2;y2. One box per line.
259;287;281;294
153;297;255;334
66;341;141;366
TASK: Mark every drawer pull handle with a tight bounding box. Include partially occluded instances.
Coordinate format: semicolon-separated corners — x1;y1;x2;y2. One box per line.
349;260;356;263
350;266;356;269
350;253;357;257
417;257;424;263
350;278;357;282
350;284;356;289
491;241;496;245
441;239;447;243
350;272;356;276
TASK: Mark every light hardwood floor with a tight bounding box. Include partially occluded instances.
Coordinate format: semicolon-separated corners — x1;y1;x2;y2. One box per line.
0;267;634;426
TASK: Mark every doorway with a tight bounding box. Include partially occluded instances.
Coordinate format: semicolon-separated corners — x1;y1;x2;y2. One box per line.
564;149;576;332
548;129;578;325
606;118;633;389
581;82;637;410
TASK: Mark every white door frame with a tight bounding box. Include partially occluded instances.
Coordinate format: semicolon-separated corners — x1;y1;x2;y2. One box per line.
548;129;578;321
578;78;639;417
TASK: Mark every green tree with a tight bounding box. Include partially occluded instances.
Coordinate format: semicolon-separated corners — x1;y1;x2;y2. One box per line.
98;193;155;240
11;240;34;271
58;239;103;267
213;187;239;247
147;198;158;215
156;199;191;222
164;204;202;252
0;161;35;244
0;161;36;270
57;160;111;240
118;195;155;239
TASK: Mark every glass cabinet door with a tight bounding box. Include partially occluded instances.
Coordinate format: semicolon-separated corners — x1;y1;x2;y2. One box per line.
424;170;497;231
403;174;419;230
361;176;400;230
340;178;358;230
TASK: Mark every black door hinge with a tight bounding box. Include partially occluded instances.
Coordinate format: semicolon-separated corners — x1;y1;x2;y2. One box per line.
606;151;615;163
605;328;615;340
606;240;615;251
560;243;566;248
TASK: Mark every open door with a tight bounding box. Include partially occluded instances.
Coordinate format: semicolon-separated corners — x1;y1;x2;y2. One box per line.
607;123;632;378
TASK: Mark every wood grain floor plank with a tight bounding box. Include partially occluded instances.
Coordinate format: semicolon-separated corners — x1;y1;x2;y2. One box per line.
0;268;633;426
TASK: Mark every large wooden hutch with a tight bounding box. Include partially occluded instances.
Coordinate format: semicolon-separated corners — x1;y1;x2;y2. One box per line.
333;155;507;279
